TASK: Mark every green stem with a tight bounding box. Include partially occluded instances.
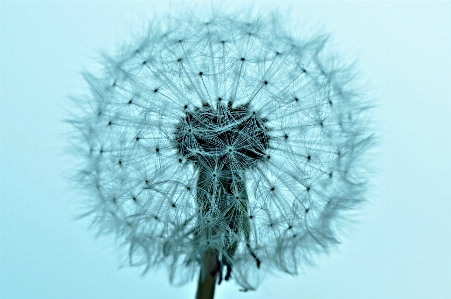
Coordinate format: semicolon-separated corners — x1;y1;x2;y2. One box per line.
195;249;217;299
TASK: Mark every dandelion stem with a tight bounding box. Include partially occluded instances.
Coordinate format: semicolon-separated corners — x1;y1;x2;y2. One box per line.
196;249;217;299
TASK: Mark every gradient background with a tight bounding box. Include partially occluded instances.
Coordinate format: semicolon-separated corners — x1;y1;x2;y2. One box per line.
1;1;450;298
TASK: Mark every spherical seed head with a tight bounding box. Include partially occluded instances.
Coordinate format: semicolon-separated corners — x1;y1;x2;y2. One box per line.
70;12;372;290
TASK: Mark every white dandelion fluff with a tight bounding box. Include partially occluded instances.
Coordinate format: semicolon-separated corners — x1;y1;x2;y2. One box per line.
69;10;373;297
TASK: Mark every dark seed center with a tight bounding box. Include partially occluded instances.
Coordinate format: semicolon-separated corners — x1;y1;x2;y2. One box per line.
175;103;269;170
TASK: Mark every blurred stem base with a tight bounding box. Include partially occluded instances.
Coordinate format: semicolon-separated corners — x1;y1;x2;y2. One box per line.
195;249;218;299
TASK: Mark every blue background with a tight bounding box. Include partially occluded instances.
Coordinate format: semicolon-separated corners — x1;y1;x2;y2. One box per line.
1;1;450;298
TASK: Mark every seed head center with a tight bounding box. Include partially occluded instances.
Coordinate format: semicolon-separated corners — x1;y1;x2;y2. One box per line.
175;103;269;170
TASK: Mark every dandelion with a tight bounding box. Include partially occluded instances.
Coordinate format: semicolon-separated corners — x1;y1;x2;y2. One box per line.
69;11;372;299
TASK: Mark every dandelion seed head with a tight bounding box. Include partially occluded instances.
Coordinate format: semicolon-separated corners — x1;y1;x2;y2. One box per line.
69;10;373;290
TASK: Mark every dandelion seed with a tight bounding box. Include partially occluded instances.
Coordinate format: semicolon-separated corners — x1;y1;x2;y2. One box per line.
69;10;373;299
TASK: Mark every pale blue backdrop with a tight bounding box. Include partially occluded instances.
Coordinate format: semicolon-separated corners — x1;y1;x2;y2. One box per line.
1;1;450;298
